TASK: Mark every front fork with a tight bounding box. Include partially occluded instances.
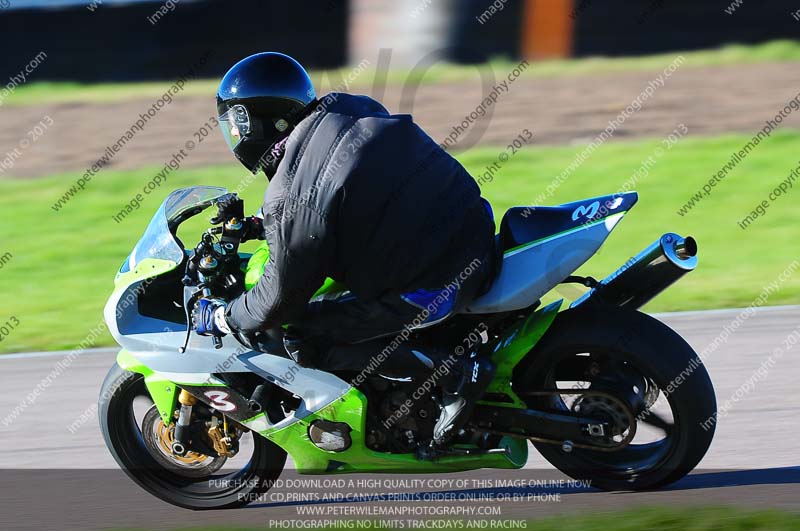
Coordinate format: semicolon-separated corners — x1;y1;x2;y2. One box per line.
172;389;197;456
117;350;255;458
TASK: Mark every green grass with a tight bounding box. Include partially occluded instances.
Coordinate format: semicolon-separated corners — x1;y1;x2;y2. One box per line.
114;506;800;531
465;130;800;312
1;131;799;353
526;506;800;531
4;40;800;107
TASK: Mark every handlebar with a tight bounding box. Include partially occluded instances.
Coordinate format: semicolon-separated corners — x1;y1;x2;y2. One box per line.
178;214;246;353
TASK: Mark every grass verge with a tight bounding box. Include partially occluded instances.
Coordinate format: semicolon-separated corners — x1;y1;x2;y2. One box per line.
1;131;798;353
4;40;800;107
115;506;800;531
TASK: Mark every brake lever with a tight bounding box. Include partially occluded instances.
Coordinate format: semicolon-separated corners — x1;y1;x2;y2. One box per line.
179;287;203;353
178;286;224;352
180;224;232;353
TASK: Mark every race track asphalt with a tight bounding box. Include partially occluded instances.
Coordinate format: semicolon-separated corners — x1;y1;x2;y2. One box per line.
0;306;798;530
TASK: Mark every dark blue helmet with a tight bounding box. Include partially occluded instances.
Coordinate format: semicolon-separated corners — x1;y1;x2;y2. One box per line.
216;52;316;174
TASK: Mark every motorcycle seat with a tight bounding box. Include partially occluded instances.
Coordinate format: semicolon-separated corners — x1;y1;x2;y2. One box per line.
464;193;638;314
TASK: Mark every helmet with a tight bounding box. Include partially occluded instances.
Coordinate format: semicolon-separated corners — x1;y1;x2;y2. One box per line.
216;52;316;174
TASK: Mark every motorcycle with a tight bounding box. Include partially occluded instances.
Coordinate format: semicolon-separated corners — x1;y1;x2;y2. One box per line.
99;186;716;510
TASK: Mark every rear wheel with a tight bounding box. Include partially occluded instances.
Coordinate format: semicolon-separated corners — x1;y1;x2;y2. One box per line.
515;305;716;490
99;363;286;509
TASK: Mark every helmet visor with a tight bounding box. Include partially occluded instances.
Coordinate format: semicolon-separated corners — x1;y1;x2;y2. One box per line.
218;104;252;152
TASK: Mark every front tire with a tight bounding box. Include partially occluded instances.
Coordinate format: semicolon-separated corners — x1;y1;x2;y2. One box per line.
99;363;286;510
515;305;716;490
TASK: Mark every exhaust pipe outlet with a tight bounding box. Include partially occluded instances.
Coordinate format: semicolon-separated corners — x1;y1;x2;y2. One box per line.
572;233;698;310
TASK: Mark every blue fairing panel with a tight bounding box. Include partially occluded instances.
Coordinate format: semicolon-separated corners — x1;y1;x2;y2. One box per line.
401;287;458;326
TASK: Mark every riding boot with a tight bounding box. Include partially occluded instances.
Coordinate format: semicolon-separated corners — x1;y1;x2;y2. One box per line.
432;356;495;446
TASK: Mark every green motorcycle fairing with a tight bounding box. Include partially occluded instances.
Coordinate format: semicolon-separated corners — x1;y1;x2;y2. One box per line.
482;300;562;409
113;242;561;474
245;241;344;296
117;349;179;424
252;301;563;474
259;387;528;474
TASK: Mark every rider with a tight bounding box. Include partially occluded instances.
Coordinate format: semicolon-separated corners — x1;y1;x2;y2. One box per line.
192;52;497;447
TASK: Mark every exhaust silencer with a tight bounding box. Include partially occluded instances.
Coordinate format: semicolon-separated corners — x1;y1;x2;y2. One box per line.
572;233;698;310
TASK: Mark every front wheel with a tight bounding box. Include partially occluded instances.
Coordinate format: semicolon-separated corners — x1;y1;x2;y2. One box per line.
99;363;286;510
515;305;716;491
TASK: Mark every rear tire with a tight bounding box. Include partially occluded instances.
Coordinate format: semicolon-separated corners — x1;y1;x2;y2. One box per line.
515;305;716;490
99;363;286;509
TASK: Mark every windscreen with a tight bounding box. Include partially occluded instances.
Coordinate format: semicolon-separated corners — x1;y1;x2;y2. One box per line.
120;186;228;273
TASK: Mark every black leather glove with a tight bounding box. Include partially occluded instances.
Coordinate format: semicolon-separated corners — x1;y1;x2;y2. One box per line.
241;216;265;242
210;193;244;225
283;332;320;368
